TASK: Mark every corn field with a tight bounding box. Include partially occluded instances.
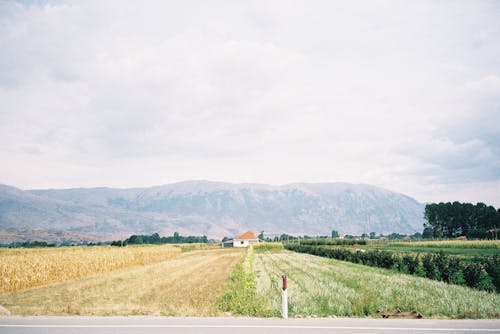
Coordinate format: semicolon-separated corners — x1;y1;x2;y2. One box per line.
0;245;181;293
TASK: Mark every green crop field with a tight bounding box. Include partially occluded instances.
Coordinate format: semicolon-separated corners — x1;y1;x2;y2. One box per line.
364;240;500;258
252;249;499;318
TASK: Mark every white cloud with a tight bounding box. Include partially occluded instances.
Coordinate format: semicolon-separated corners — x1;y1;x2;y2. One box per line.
0;0;499;206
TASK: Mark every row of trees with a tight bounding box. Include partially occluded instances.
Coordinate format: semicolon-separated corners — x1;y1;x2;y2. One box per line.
111;232;208;246
424;202;499;239
256;231;424;243
285;244;499;292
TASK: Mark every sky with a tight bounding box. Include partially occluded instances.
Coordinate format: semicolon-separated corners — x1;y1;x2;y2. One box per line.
0;0;499;206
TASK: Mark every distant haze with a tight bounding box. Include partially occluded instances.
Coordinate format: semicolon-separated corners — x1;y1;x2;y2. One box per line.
0;1;499;206
0;181;425;243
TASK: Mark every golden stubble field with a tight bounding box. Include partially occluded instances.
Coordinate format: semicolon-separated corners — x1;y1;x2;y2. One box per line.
0;247;246;316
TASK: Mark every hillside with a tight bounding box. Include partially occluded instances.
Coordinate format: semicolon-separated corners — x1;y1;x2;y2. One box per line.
0;181;425;243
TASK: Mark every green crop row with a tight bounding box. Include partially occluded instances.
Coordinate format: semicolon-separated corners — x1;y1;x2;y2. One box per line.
294;239;367;246
253;243;284;253
374;240;500;250
285;244;499;293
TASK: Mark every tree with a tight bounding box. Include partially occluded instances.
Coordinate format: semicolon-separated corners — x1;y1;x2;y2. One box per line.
369;232;376;239
424;202;499;239
150;233;161;244
128;235;144;244
331;230;339;238
422;227;433;239
258;231;265;241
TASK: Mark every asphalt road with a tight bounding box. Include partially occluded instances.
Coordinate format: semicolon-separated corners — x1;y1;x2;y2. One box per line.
1;317;499;334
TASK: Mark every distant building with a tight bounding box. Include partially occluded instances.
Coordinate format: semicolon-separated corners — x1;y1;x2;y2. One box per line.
222;230;260;248
222;239;234;248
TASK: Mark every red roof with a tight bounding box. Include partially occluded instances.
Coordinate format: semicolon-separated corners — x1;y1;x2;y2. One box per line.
234;230;258;241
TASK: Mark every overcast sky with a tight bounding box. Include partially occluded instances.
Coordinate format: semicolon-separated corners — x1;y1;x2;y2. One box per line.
1;0;499;206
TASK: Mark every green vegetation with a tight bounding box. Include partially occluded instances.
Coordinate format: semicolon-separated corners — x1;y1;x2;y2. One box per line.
253;243;284;253
285;243;500;293
176;243;221;253
298;239;367;246
1;241;56;248
111;232;209;246
424;202;500;239
367;240;499;258
386;240;500;249
217;248;275;316
254;250;499;318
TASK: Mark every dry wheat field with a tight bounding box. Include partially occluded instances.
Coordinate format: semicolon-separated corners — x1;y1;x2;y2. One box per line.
0;247;245;315
0;245;182;294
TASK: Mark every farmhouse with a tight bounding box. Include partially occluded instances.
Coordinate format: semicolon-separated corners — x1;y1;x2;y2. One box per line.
222;230;260;248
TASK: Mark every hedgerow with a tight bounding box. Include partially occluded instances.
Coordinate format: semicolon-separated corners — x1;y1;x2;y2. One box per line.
285;244;499;293
297;239;367;246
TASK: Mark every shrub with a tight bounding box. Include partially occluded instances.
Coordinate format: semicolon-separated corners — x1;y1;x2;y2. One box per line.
298;239;367;246
284;244;496;293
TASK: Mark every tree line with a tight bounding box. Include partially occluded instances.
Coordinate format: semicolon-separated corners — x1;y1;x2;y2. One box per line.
424;202;500;239
110;232;208;246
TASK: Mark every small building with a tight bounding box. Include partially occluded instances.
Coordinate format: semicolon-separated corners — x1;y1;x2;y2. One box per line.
234;230;260;248
222;239;234;248
222;230;260;248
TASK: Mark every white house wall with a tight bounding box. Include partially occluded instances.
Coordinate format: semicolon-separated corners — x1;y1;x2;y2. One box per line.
233;240;249;248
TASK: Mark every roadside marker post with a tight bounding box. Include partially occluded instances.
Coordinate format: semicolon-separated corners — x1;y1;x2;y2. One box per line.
282;275;288;319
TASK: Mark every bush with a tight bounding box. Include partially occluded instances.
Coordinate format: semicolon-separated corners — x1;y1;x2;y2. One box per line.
298;239;367;246
285;244;496;293
483;255;500;293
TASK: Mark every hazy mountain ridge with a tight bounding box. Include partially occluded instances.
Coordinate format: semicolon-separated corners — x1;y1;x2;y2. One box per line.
0;181;425;243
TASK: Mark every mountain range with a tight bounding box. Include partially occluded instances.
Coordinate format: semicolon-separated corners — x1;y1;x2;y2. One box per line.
0;181;425;243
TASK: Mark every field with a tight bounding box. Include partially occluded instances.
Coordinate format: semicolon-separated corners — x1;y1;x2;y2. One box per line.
0;245;181;293
364;240;500;258
0;243;499;318
253;250;499;318
0;247;245;315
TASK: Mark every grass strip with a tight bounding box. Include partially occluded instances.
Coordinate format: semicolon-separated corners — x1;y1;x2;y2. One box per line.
217;247;277;317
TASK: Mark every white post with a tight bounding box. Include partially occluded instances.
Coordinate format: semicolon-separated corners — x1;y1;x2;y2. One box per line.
282;275;288;319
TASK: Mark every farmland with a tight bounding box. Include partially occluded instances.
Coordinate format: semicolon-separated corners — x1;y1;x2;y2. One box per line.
0;247;245;315
0;243;499;318
253;250;499;318
286;239;500;293
0;245;181;293
365;240;500;258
